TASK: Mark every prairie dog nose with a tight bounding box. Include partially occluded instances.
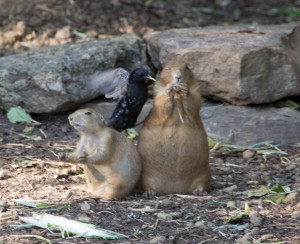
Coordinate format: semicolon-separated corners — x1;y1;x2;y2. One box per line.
172;70;183;83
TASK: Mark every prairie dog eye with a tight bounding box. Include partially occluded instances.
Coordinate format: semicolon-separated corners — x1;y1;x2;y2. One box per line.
85;111;92;115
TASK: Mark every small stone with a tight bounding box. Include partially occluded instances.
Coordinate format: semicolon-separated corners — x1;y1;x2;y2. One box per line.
169;212;182;219
291;210;300;219
60;168;72;175
243;149;256;159
63;190;74;200
249;210;263;227
55;26;72;40
283;192;299;204
251;227;260;235
149;235;167;243
226;201;236;208
235;232;252;244
256;234;273;243
80;202;91;211
206;222;215;228
156;211;182;221
215;210;226;216
194;221;206;229
185;222;193;227
159;199;172;208
77;215;91;223
156;212;172;221
223;185;238;192
86;30;98;38
0;200;7;207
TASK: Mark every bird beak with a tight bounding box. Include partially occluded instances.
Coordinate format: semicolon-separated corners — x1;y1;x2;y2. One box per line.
145;75;156;85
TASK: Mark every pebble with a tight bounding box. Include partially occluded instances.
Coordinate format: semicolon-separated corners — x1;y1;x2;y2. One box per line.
194;221;206;229
77;215;91;223
226;200;237;208
149;235;167;243
169;212;182;219
256;234;273;243
283;192;299;204
55;26;72;40
242;149;256;159
156;211;182;220
63;190;74;200
159;199;173;208
235;232;252;243
80;202;91;211
249;210;263;227
291;210;300;219
223;185;238;192
156;212;172;221
251;227;260;235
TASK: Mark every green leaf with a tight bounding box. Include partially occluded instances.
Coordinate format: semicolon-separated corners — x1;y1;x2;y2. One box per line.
224;213;247;224
15;199;52;209
7;106;32;124
278;8;300;16
244;203;250;215
247;185;270;197
270;183;285;193
266;194;286;204
36;203;53;208
224;203;250;224
208;137;217;148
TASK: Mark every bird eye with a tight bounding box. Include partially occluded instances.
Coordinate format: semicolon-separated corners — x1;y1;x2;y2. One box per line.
85;111;92;115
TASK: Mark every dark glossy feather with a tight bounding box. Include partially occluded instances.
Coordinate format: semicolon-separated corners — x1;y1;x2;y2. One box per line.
108;68;155;131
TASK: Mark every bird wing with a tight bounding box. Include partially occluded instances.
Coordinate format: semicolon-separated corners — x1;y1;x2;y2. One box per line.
86;68;129;100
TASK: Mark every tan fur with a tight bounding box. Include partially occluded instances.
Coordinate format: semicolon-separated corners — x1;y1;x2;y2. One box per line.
138;58;211;195
68;108;141;200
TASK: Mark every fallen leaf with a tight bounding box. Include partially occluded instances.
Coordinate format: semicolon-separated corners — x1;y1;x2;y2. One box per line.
7;106;32;124
247;185;270;197
19;213;128;239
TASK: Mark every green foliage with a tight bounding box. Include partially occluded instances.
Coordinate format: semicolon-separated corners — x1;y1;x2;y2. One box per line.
7;106;32;124
247;185;270;197
246;183;291;204
224;203;250;224
278;8;300;16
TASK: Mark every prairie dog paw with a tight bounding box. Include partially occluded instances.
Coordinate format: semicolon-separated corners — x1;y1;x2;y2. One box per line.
143;190;159;198
166;83;188;98
192;187;208;196
68;152;88;163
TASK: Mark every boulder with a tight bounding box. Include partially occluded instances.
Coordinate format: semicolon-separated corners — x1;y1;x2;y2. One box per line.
202;103;300;146
145;23;300;105
0;35;148;113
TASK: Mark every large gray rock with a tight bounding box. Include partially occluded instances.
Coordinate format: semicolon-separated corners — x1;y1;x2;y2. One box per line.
202;104;300;146
84;100;300;146
145;24;300;105
0;35;148;113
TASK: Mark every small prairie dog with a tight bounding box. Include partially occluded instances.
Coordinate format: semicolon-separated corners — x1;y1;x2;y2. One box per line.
138;58;211;195
67;108;141;200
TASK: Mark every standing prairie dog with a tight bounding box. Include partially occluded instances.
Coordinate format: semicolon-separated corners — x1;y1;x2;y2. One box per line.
67;108;141;200
138;58;211;195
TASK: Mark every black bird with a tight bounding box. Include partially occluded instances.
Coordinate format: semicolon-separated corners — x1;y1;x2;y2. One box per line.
108;68;156;131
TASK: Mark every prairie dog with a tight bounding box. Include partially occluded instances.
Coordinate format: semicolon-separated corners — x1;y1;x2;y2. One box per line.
67;108;141;200
138;58;211;195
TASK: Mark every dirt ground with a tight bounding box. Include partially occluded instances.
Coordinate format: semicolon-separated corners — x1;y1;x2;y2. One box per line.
1;1;300;243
